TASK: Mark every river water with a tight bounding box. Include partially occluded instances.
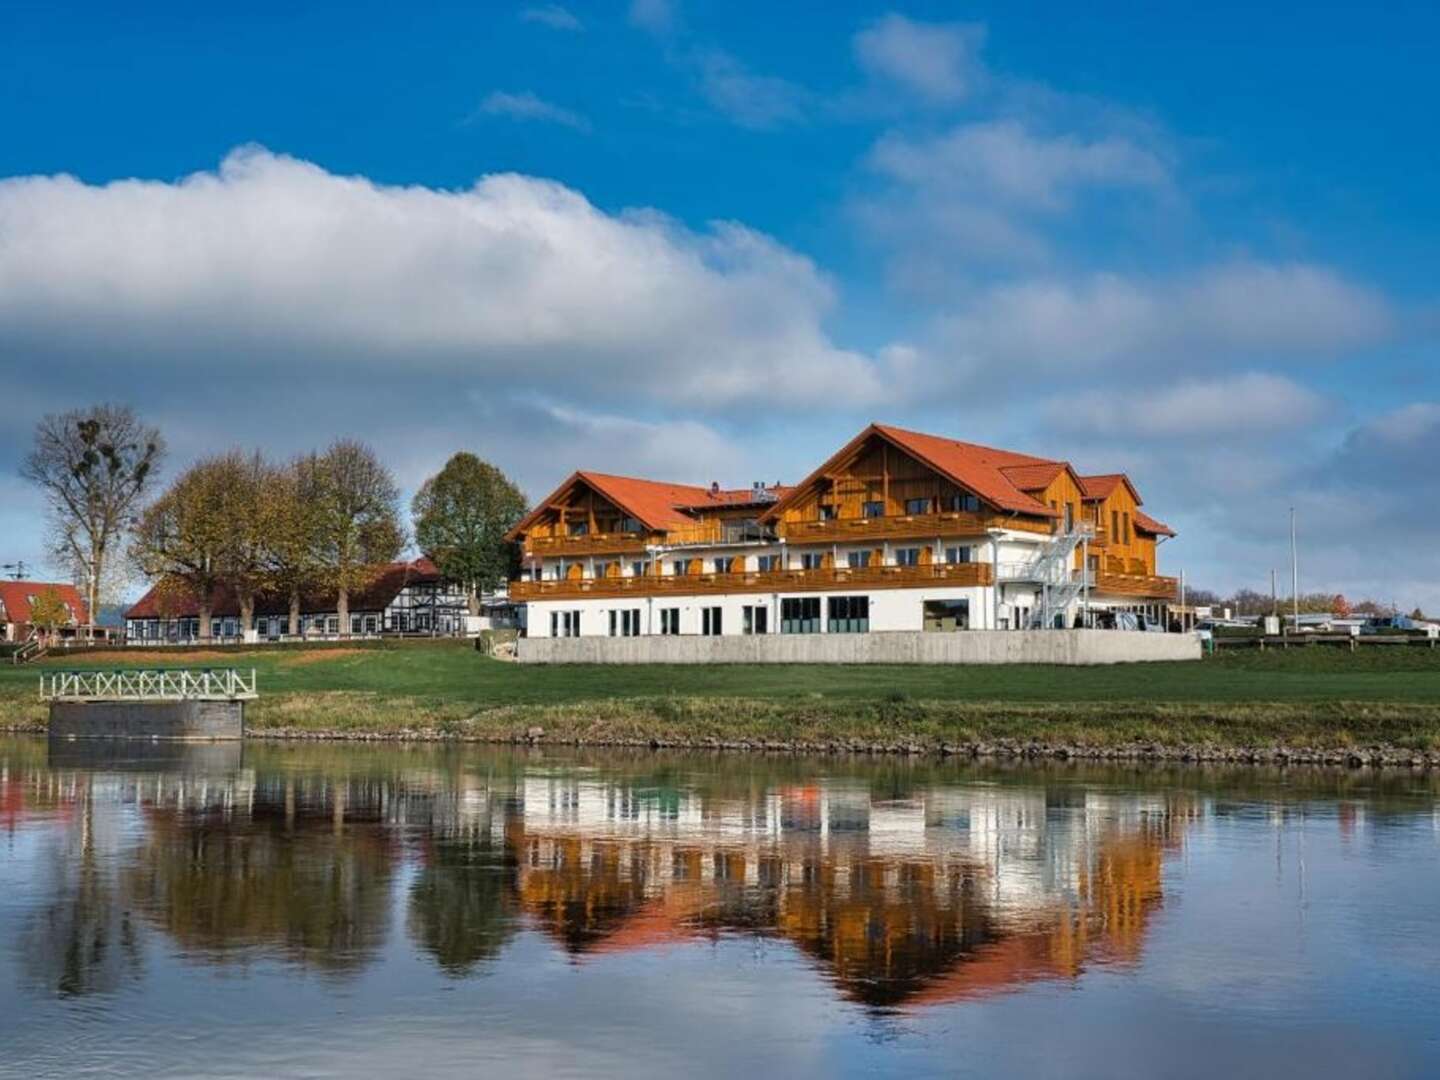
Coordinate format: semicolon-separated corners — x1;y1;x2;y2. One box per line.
2;736;1438;1078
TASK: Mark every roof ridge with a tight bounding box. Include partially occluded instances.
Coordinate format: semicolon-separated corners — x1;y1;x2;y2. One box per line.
875;423;1062;467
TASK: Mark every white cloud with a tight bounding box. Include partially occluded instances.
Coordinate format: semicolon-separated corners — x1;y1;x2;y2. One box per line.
870;120;1170;210
474;90;591;132
628;0;676;36
0;146;887;412
695;50;808;130
934;263;1393;373
1051;373;1329;437
853;14;985;104
519;4;583;32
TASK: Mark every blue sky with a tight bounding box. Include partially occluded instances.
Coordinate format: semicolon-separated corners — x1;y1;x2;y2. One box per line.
1;1;1437;605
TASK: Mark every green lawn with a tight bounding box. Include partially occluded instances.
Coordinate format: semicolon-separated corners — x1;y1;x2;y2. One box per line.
5;640;1440;750
5;638;1440;706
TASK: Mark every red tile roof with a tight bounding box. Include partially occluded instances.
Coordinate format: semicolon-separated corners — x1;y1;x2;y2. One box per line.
1077;473;1143;504
124;558;443;620
0;580;89;626
506;471;788;540
1133;510;1175;537
513;424;1173;541
763;424;1059;521
998;461;1067;491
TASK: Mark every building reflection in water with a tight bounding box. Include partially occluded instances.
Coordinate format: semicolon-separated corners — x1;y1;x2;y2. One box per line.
2;743;1217;1009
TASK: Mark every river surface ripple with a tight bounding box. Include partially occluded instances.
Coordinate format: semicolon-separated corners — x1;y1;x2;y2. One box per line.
2;737;1439;1079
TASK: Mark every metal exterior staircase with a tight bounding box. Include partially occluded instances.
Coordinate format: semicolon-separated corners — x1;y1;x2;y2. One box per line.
1001;525;1094;629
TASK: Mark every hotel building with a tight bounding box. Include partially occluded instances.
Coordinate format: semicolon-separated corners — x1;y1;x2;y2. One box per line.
509;423;1178;638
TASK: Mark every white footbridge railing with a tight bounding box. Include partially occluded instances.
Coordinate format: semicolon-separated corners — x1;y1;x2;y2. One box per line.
40;668;258;702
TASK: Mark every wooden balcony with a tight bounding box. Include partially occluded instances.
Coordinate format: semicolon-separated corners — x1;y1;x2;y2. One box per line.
523;531;652;558
1093;572;1179;600
510;562;994;601
778;510;1050;545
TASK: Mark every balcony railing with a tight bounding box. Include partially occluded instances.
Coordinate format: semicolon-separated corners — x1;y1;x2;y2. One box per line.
778;510;1051;544
510;562;994;601
524;531;651;557
1093;572;1179;599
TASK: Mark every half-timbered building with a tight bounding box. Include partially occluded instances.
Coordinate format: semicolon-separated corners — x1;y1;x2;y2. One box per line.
124;557;473;643
508;423;1179;638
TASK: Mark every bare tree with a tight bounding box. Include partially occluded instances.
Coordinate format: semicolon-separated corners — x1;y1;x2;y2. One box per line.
266;454;328;636
312;441;404;633
222;452;286;635
22;405;164;637
130;455;235;640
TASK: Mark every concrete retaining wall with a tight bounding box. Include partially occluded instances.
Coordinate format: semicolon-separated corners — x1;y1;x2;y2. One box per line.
517;629;1201;665
48;700;245;740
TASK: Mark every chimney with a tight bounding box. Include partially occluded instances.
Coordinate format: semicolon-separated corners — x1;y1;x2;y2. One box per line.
710;481;720;494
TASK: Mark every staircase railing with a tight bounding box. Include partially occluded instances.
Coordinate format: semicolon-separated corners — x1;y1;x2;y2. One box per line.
998;524;1095;629
12;631;46;666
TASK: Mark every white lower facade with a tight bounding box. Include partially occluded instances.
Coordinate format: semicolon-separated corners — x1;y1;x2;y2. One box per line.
524;584;1172;638
520;529;1174;638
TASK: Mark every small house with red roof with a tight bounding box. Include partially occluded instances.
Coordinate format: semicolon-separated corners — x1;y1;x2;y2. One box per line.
507;422;1178;638
123;557;475;643
0;580;90;643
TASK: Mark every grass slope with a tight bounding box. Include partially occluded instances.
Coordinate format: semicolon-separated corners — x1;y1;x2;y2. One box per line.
4;640;1440;750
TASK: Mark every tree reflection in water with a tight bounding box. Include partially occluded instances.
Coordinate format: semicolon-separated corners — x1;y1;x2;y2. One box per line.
7;741;1433;1010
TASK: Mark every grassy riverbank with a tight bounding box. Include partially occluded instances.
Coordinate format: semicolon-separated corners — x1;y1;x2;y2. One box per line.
3;639;1440;756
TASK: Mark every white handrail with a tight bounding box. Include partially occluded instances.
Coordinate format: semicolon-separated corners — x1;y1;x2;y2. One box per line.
39;667;258;702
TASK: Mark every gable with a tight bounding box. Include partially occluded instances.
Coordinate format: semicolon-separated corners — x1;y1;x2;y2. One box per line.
763;424;1057;523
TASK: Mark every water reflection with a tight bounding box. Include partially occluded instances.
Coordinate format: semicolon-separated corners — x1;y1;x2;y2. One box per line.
3;739;1438;1015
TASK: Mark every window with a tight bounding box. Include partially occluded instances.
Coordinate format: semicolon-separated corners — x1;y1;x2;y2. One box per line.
743;605;768;635
895;547;921;567
781;597;821;634
659;608;680;635
618;516;641;534
827;595;870;633
923;599;969;632
905;497;931;515
672;559;690;576
610;609;641;637
713;556;734;574
945;545;972;564
846;550;871;569
350;614;362;634
756;554;779;572
1111;510;1120;540
1064;503;1074;532
551;610;581;637
947;493;981;512
568;519;589;536
702;606;723;636
1122;512;1131;544
818;504;836;520
594;560;616;579
800;552;824;571
364;615;377;634
862;501;885;518
630;560;647;578
327;616;339;634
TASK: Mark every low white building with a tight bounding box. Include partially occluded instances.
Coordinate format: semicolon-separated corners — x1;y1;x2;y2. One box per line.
508;423;1179;640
